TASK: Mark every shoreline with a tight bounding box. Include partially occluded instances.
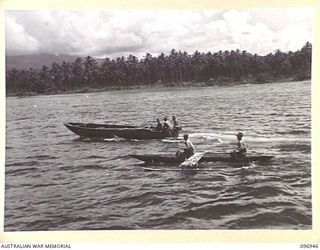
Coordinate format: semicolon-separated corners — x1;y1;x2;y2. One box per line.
6;76;310;97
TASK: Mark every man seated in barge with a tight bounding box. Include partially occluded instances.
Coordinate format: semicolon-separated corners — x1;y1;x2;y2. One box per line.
176;134;195;161
155;119;162;131
231;132;247;159
172;116;180;129
162;117;171;134
171;115;181;137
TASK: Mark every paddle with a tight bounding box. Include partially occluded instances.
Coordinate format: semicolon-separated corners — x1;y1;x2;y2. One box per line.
179;152;206;170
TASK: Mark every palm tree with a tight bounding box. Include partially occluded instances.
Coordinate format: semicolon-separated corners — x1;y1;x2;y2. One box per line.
5;42;312;95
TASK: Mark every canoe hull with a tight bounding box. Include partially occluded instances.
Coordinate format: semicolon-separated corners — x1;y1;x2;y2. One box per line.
130;153;274;164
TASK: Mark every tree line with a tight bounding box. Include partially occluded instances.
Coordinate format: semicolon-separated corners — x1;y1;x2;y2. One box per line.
6;42;312;95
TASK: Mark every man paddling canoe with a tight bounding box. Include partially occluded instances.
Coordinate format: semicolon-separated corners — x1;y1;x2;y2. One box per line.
231;132;247;159
176;134;195;161
184;134;195;157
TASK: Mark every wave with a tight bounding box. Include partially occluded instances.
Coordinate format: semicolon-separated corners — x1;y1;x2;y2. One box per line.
14;117;33;121
86;155;109;159
76;164;106;170
162;138;183;143
26;155;58;160
275;130;310;135
31;183;58;188
278;143;311;153
59;164;106;172
80;225;133;230
6;161;39;167
190;132;310;143
104;137;125;142
225;208;311;229
6;167;38;175
245;185;292;199
189;133;224;143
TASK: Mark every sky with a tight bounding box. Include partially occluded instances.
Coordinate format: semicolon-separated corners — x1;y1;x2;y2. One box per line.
5;8;313;58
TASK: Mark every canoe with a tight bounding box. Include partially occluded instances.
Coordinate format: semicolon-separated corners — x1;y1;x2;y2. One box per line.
130;153;274;164
64;122;179;139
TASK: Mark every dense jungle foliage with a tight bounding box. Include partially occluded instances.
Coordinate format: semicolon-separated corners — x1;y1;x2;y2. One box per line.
6;42;312;96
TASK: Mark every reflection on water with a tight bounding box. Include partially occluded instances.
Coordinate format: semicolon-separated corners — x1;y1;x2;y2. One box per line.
5;81;311;230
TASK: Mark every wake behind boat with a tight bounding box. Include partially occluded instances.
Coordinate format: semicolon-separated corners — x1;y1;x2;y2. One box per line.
130;152;274;165
64;122;180;139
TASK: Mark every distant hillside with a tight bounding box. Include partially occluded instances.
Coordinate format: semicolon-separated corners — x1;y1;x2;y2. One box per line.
5;53;102;71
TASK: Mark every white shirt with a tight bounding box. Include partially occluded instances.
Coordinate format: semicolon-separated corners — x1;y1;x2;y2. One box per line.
185;139;195;153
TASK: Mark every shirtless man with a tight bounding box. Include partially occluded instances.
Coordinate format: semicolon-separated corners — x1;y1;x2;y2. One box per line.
231;132;247;159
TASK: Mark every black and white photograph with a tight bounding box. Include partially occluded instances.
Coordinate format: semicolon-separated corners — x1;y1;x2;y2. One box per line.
4;7;313;232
